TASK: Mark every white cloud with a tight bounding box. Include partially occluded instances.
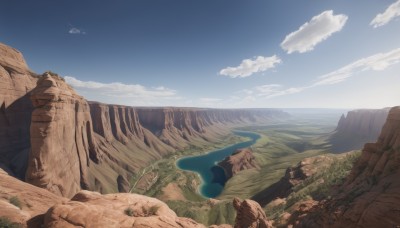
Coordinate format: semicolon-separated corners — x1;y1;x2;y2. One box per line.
370;0;400;28
244;47;400;100
219;55;281;78
254;84;307;98
313;48;400;86
65;76;179;104
281;10;348;54
69;27;86;35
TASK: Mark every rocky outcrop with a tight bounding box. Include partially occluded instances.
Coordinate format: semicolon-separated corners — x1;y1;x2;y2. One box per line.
218;148;259;179
330;108;389;152
25;74;99;198
252;155;334;207
232;198;273;228
1;168;272;228
297;106;400;228
0;168;65;227
44;190;206;228
0;43;38;179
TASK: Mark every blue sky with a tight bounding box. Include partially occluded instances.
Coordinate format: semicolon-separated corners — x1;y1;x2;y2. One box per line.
1;0;400;108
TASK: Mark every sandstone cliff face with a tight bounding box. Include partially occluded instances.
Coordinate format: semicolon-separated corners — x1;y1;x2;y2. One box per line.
297;106;400;228
25;74;99;198
252;155;334;207
218;148;259;179
330;108;389;152
0;43;38;179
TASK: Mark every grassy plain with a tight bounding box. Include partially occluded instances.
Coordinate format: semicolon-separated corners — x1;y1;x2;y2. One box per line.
134;113;349;226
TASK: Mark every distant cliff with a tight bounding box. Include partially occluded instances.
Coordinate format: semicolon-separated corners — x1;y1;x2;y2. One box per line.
329;108;389;153
0;42;289;198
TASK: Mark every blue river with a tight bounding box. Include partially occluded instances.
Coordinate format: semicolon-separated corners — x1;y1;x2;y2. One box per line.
176;131;260;198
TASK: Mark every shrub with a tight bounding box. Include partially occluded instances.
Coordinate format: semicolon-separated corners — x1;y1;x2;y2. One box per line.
9;196;22;209
0;217;21;228
148;205;160;215
124;207;134;217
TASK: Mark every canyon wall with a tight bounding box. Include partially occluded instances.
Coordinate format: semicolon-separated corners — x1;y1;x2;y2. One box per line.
0;42;289;198
0;43;38;179
25;74;98;197
298;106;400;227
330;108;390;152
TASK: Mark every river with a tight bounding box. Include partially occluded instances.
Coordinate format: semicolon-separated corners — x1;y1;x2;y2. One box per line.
176;131;260;198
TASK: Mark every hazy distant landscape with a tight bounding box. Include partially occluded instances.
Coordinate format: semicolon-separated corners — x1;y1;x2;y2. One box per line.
1;1;400;227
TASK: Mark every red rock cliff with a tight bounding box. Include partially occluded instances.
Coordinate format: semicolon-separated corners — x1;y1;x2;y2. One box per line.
298;106;400;228
0;43;38;179
25;74;99;198
330;108;389;152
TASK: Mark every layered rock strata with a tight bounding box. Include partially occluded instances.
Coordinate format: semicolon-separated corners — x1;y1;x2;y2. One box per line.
330;108;389;152
25;74;99;198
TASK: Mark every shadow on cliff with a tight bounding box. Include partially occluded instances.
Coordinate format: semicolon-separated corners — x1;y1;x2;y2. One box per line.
0;93;34;180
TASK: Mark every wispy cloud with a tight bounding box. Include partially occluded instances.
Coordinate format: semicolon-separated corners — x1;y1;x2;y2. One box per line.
65;76;179;104
68;27;86;35
254;84;307;98
281;10;348;54
313;48;400;86
247;47;400;99
219;55;281;78
370;0;400;28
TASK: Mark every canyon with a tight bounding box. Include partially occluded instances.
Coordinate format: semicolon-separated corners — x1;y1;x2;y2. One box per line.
1;41;400;228
295;106;400;227
0;42;288;198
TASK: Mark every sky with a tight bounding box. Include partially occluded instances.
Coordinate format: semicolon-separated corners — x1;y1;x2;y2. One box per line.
1;0;400;108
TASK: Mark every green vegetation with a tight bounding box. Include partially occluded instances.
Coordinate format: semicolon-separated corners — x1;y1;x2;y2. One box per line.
264;151;361;222
207;201;236;225
290;151;360;202
219;122;333;200
167;201;209;224
124;207;134;216
130;133;247;199
166;200;235;226
131;118;358;226
0;217;21;228
148;205;160;215
9;196;22;209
